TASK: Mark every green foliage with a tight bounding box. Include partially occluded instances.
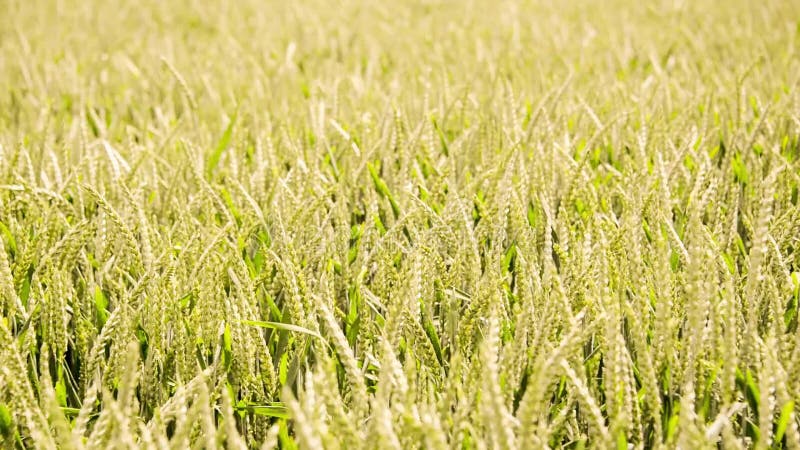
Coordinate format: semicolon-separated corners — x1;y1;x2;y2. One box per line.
1;0;800;448
207;112;238;179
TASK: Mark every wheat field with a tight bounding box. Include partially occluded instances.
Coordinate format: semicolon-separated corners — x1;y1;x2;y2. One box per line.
1;0;800;448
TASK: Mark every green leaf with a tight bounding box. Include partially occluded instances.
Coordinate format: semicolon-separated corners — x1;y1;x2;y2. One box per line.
235;402;289;419
240;320;322;340
265;292;282;322
736;368;760;420
373;213;387;235
223;323;233;370
55;379;67;407
721;252;736;275
669;250;680;272
642;219;653;243
278;419;297;449
732;152;749;186
177;292;194;311
774;401;795;444
616;431;628;450
136;322;149;360
526;202;538;228
502;243;517;275
278;353;289;385
207;112;238;177
786;272;799;332
368;162;400;219
19;264;33;305
666;410;680;442
0;221;16;257
94;286;109;327
431;118;450;156
219;187;241;224
420;299;443;367
345;286;361;348
60;407;80;417
0;403;12;438
251;405;288;419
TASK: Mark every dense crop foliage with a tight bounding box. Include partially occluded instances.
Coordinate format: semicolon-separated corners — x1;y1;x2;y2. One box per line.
2;0;800;448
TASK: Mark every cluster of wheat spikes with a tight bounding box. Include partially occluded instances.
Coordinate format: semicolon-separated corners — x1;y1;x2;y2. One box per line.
1;0;799;448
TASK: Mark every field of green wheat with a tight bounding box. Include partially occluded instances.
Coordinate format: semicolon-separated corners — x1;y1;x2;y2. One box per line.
1;0;800;448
